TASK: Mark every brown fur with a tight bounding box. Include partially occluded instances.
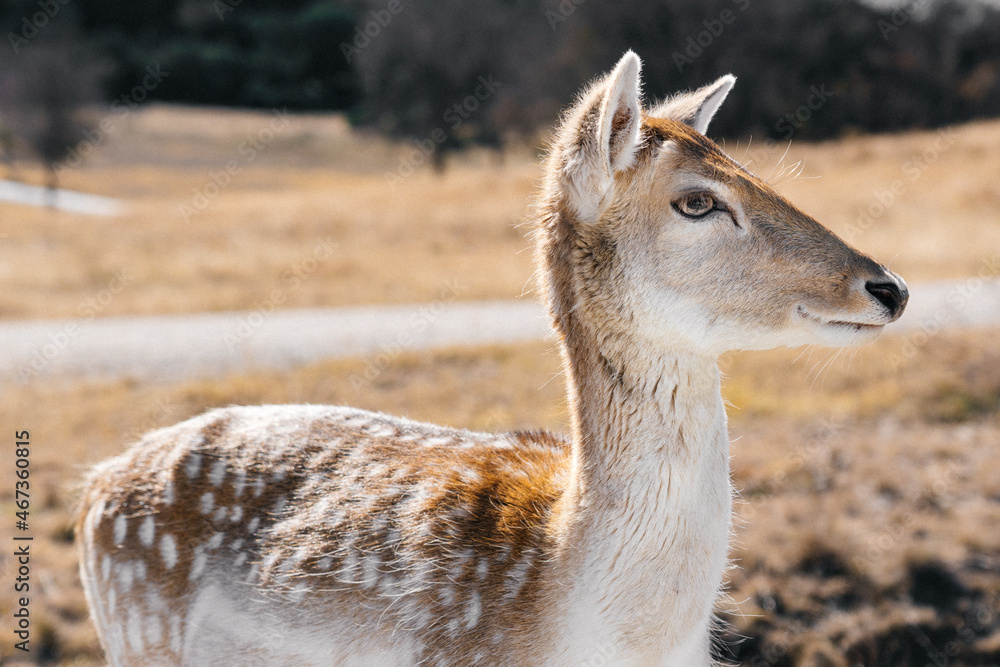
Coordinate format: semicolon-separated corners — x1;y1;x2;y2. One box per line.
77;408;576;664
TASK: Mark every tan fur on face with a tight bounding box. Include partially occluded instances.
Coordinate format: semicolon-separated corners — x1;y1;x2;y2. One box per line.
537;111;905;358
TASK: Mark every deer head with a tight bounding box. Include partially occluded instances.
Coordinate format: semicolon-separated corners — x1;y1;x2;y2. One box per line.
539;51;908;358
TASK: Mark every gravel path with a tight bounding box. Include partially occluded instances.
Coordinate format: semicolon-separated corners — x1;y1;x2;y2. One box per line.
4;300;551;383
3;279;999;383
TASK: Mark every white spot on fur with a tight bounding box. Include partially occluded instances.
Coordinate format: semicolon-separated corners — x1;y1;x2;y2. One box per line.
312;496;343;526
252;476;266;497
409;485;435;512
504;553;533;599
316;556;333;570
272;465;287;481
107;586;117;617
118;562;134;592
410;559;432;589
169;616;182;653
414;520;433;542
200;492;215;514
113;514;127;545
234;552;248;568
126;607;145;653
276;549;306;584
134;559;147;581
230;505;243;523
365;422;396;438
209;458;227;486
246;561;261;583
185;452;202;479
138;515;155;548
246;516;261;533
207;532;225;550
305;474;327;495
190;547;207;581
232;470;247;497
339;543;359;582
451;549;473;580
145;611;163;645
379;571;400;597
361;552;380;589
466;591;482;628
101;555;111;581
213;505;228;522
272;495;287;516
230;538;244;552
385;528;401;548
160;534;178;569
477;559;490;581
342;416;372;429
262;551;280;573
145;590;167;614
163;479;175;505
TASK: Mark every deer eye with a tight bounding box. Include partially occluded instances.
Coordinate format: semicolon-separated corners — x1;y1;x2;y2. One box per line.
674;193;717;219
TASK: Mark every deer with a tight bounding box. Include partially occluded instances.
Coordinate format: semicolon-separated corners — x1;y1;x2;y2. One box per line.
76;51;908;666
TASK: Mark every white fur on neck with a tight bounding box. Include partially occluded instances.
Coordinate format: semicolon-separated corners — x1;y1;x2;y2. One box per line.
547;349;731;666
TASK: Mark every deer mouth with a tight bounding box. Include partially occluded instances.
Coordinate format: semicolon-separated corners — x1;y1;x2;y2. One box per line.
796;305;884;332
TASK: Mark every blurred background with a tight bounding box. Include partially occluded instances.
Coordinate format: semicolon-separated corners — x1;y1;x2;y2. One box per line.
4;0;1000;175
1;0;999;664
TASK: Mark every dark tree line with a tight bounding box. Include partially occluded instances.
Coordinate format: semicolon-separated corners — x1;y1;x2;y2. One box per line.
1;0;1000;166
342;0;1000;153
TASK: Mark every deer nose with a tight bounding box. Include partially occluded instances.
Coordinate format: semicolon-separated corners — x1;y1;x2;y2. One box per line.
865;274;908;320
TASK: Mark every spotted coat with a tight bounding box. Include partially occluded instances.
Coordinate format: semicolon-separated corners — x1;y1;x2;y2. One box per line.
77;405;568;665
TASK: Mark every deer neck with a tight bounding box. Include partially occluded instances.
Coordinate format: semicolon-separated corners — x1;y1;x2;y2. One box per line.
565;327;727;480
550;318;732;657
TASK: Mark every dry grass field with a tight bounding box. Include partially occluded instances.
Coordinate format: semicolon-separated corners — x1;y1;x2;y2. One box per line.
2;332;999;665
1;105;999;665
1;105;999;320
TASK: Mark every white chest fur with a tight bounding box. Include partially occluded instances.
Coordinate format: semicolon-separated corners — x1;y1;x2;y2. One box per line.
544;353;732;666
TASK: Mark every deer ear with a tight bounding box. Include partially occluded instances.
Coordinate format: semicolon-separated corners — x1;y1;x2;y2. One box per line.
560;51;643;221
599;51;643;173
650;75;735;135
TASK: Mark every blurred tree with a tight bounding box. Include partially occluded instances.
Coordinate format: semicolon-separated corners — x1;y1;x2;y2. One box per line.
348;0;551;169
0;29;110;197
0;126;16;180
